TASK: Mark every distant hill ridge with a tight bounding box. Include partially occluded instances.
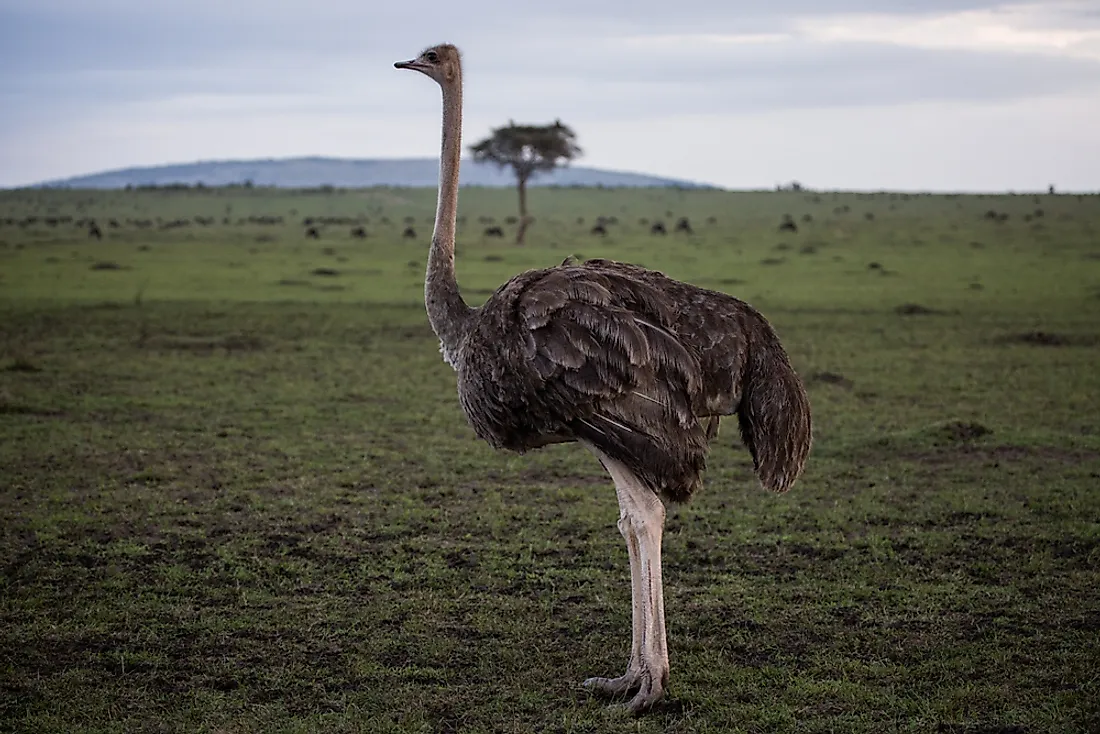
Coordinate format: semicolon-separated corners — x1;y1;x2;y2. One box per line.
37;157;716;190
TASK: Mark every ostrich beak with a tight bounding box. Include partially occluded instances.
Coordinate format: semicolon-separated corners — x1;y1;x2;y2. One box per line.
394;59;421;71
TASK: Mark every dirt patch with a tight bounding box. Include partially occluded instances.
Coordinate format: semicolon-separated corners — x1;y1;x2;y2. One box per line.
896;303;944;316
1016;331;1070;346
2;357;41;372
90;261;126;271
934;725;1028;734
867;262;899;276
807;371;854;389
516;466;608;488
378;324;435;341
311;267;340;277
0;401;63;417
760;257;785;266
999;331;1097;347
936;421;993;442
893;443;1099;470
139;333;265;352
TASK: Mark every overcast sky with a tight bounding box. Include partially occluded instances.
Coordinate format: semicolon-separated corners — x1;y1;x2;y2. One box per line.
2;0;1098;190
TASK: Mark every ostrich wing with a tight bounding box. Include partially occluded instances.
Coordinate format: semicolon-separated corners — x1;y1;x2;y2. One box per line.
458;262;711;500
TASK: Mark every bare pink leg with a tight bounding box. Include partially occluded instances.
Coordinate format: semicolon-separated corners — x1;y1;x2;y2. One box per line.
583;446;669;713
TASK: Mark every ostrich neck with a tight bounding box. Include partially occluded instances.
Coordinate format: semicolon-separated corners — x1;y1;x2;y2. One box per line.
425;76;473;362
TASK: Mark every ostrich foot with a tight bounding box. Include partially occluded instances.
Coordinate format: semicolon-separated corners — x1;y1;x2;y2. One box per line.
583;671;640;698
584;669;667;713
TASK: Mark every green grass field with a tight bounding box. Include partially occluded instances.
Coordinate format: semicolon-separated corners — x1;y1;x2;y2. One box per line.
2;186;1099;733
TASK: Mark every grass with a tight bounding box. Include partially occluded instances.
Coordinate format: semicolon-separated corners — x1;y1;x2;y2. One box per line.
1;186;1099;733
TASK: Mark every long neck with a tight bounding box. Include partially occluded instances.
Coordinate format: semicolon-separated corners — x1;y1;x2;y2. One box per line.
425;73;473;358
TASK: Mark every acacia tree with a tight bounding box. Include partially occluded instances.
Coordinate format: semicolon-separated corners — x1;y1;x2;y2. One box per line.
469;120;582;244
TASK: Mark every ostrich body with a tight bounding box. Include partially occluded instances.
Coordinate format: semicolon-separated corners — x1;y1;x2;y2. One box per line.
396;44;812;713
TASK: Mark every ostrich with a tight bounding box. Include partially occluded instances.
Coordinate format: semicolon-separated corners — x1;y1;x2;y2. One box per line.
395;44;811;714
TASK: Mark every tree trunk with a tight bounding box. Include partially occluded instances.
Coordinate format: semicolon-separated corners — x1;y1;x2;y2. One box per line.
515;175;530;245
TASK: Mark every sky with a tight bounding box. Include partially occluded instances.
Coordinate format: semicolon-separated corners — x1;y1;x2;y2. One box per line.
1;0;1099;191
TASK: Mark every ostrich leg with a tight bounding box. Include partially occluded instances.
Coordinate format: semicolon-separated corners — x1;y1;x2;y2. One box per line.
584;486;644;697
583;448;669;712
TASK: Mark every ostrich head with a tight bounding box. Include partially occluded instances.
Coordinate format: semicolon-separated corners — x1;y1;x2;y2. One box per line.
394;44;461;85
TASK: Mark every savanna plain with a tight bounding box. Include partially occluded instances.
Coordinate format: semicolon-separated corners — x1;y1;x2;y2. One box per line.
1;185;1099;733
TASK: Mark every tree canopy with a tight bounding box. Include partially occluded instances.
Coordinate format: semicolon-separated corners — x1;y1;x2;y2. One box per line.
470;120;581;181
469;120;582;243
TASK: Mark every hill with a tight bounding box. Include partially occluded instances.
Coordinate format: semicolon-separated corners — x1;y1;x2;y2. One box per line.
36;157;716;190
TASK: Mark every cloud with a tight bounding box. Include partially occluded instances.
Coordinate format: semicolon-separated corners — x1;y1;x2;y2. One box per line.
796;3;1100;61
1;0;1098;188
464;42;1100;123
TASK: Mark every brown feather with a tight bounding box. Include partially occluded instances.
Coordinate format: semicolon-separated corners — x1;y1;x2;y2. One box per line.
454;258;811;501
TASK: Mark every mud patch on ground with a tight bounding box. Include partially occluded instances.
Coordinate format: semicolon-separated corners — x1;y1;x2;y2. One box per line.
1;357;41;372
935;420;993;442
0;400;64;417
896;443;1099;469
481;466;608;489
138;332;265;352
807;371;854;389
895;303;946;316
998;331;1097;347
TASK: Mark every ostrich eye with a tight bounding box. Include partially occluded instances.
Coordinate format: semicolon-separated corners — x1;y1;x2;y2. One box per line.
425;51;439;63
